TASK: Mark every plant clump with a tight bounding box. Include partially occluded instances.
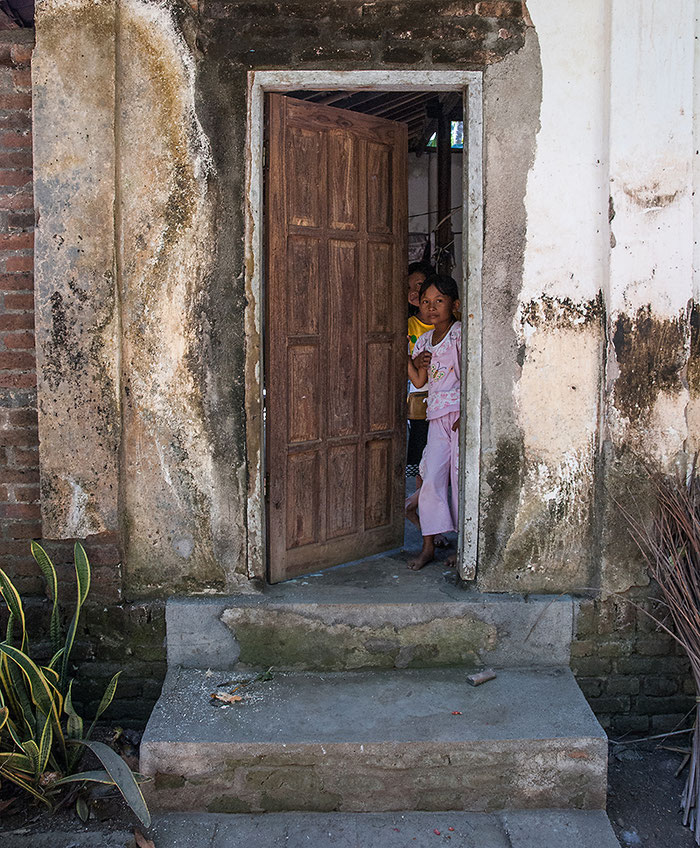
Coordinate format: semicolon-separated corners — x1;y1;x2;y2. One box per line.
0;541;150;827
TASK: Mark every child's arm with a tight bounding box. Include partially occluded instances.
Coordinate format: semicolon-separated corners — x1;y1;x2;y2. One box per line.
409;350;431;388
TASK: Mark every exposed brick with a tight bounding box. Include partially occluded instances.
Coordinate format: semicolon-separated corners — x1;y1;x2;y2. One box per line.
0;93;31;110
7;211;34;230
642;677;679;697
0;468;38;483
571;657;613;679
0;288;34;312
13;483;39;503
0;502;40;519
11;69;31;91
635;695;695;716
0;372;35;388
650;714;693;734
610;715;650;736
606;676;640;696
0;111;31;130
3;330;35;348
8;408;36;427
0;191;33;211
577;677;603;698
0;150;32;169
4;254;32;272
0;168;31;187
4;520;42;539
12;446;38;466
9;45;32;67
475;1;522;17
0;350;34;369
586;695;631;714
0;130;30;149
4;292;33;310
0;537;34;555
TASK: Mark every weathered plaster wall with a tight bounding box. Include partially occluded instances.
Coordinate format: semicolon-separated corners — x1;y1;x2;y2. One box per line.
479;4;607;592
33;0;250;596
34;0;529;596
601;0;695;592
117;0;246;595
33;0;120;539
480;0;698;595
32;0;699;601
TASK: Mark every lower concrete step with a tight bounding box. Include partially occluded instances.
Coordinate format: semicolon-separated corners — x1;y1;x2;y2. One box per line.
0;810;622;847
140;666;607;814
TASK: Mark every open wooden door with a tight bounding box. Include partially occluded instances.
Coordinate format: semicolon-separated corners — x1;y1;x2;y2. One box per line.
266;94;407;583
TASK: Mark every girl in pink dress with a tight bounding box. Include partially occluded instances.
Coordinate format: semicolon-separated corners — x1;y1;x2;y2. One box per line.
407;274;461;570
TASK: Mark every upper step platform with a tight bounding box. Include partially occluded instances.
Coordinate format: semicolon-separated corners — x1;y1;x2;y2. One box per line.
166;555;579;671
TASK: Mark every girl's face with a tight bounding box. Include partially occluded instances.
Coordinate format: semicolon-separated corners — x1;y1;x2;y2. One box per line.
419;284;459;328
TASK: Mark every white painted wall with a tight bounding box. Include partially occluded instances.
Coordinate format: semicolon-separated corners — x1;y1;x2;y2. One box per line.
408;150;464;286
520;0;609;305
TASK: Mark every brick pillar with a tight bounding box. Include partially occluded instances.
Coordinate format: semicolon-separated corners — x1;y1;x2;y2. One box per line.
0;32;39;595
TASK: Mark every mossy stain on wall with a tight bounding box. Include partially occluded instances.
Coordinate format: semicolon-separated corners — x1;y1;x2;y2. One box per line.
612;306;686;422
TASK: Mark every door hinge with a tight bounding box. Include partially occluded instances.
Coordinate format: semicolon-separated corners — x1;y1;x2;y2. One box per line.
262;142;267;169
263;472;269;500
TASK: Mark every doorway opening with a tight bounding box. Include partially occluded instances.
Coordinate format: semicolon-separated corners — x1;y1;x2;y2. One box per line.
245;71;483;586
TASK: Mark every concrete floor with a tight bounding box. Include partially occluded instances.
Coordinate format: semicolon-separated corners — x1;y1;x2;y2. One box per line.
0;810;621;847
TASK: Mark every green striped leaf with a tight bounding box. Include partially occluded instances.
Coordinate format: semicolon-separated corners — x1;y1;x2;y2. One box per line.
59;544;91;691
21;739;40;780
50;769;117;787
0;568;26;652
0;643;66;765
0;704;7;731
37;710;53;773
71;740;150;828
30;542;61;655
0;769;52;807
64;681;83;741
85;672;120;742
0;750;34;773
73;542;91;606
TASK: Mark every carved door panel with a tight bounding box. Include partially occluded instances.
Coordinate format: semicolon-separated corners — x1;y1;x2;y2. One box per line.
266;94;407;583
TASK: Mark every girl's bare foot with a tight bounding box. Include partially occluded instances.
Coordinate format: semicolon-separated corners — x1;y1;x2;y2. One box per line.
446;553;457;568
408;536;435;570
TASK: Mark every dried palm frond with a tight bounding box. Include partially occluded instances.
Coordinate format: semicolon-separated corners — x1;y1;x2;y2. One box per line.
623;459;700;843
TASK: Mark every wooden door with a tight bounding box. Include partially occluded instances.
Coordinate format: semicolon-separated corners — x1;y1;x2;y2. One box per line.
266;94;407;583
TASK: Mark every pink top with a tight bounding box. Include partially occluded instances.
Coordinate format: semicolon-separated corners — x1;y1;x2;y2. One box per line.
412;322;461;420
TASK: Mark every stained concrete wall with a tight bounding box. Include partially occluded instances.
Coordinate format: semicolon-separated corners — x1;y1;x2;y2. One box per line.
33;0;528;596
31;0;700;598
34;0;248;595
479;0;698;595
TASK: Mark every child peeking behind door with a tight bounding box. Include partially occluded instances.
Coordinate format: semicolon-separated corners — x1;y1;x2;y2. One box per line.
406;274;461;571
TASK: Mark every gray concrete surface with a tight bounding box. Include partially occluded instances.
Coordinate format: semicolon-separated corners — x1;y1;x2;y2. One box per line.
166;558;578;671
140;666;607;813
0;810;621;847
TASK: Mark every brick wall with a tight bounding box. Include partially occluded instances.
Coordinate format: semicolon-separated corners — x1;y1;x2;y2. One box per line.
0;32;40;595
572;590;695;738
0;31;165;725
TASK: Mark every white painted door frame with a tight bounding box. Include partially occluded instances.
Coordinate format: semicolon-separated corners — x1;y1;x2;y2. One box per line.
244;70;483;582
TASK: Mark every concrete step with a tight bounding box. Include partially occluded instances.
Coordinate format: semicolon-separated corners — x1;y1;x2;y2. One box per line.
166;558;578;671
140;666;607;814
0;810;622;847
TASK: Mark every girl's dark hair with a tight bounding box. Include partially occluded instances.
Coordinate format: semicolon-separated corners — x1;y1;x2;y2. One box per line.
408;260;435;278
419;273;460;302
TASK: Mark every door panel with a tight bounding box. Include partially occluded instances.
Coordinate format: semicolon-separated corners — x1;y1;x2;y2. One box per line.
266;94;407;582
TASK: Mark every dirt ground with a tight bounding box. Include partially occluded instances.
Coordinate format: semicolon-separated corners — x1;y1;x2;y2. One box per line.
608;740;697;847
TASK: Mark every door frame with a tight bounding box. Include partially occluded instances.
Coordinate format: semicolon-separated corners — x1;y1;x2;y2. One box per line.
244;70;483;583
